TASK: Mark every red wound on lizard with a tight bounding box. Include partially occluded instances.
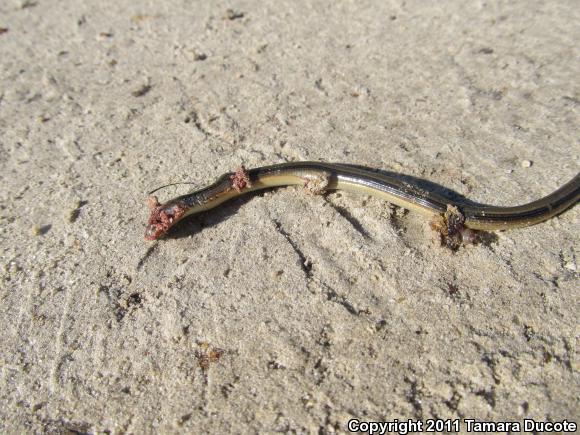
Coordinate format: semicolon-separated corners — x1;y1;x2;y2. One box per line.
145;200;187;241
230;166;252;192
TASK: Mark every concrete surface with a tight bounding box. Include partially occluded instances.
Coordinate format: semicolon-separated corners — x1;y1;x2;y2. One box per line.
0;0;578;433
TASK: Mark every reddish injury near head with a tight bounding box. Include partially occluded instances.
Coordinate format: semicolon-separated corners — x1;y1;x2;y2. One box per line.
145;197;187;240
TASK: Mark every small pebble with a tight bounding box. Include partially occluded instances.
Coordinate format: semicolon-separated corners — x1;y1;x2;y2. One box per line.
32;224;51;236
521;160;533;168
226;9;244;20
564;261;576;272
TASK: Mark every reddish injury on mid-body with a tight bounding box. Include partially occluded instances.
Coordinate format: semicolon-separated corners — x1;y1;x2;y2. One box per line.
145;195;187;240
230;166;252;192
